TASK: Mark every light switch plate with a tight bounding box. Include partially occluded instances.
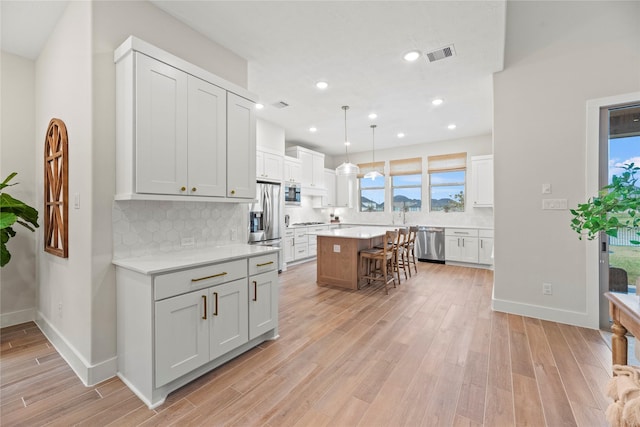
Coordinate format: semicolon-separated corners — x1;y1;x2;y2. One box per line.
542;183;552;194
542;199;568;210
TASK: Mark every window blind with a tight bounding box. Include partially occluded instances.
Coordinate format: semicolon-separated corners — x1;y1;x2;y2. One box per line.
389;157;422;176
357;161;385;178
427;152;467;172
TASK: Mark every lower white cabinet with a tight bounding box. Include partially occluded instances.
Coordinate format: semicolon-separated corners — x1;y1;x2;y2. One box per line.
294;228;309;260
115;249;279;409
283;229;295;263
478;230;494;266
445;228;479;263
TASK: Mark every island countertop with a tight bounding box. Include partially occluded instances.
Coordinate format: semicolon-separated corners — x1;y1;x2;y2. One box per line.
308;226;396;239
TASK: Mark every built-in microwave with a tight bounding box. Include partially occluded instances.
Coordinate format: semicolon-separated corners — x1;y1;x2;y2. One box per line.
284;183;301;206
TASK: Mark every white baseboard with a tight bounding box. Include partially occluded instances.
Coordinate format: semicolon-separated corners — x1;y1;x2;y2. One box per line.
1;308;36;328
492;297;598;329
35;311;117;386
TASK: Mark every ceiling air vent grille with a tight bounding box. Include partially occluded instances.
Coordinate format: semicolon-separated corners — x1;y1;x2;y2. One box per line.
426;44;455;63
272;101;289;109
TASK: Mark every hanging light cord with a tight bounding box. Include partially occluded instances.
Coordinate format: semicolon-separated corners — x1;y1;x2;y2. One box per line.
342;105;350;163
371;124;376;163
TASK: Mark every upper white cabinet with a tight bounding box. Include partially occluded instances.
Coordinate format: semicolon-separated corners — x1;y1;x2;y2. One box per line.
314;169;337;208
335;172;356;208
286;146;325;195
283;157;302;184
115;36;257;201
471;155;494;207
256;148;283;182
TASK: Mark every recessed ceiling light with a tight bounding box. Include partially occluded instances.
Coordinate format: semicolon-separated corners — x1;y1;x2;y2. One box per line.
448;124;457;130
255;103;264;109
368;113;377;120
403;50;421;62
316;81;328;90
432;98;444;106
309;127;317;133
397;133;405;138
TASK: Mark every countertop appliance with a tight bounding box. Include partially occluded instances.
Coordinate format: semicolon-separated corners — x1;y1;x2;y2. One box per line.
415;226;445;263
249;181;283;272
284;183;301;206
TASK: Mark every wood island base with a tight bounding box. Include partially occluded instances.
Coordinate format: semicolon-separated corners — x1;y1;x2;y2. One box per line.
316;234;383;290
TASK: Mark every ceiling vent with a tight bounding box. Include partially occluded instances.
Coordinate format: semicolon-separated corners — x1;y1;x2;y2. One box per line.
272;101;289;109
426;44;455;63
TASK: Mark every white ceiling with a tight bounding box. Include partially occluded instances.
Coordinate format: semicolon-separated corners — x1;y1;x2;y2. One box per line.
1;1;506;157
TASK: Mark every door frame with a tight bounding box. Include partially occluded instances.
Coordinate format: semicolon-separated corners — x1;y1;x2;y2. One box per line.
586;91;640;329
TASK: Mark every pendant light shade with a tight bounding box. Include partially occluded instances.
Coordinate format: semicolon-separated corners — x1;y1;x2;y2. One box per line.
336;106;360;176
364;124;384;180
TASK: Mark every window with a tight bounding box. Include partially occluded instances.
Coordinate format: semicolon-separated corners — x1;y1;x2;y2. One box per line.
390;158;422;212
358;161;385;212
428;152;466;212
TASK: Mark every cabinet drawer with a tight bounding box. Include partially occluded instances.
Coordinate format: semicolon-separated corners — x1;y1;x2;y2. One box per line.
479;229;494;238
445;228;478;237
295;246;308;260
155;260;246;301
249;253;278;276
284;229;295;238
294;229;308;240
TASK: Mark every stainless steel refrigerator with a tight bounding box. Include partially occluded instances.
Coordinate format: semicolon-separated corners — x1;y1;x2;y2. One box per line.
248;181;283;271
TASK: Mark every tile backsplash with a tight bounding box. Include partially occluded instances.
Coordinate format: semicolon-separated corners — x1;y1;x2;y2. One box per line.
113;200;248;259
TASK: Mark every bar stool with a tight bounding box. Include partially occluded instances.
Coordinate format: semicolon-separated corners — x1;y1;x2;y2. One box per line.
359;230;398;295
405;226;418;276
394;228;409;282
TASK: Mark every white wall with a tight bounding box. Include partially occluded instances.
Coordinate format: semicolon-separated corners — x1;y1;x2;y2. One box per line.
35;0;96;381
0;52;37;327
493;1;640;328
257;119;285;153
327;134;494;228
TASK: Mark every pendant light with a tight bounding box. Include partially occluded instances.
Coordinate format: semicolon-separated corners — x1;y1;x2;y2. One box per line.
335;106;359;176
364;124;383;180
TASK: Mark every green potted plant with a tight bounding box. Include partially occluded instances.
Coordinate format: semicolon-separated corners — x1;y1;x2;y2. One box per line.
0;172;39;267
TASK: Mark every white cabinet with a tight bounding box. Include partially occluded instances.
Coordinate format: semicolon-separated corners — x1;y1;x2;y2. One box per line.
286;146;325;195
256;149;283;182
115;36;257;201
227;93;257;199
283;229;295;263
248;254;279;339
116;249;279;408
335;172;356;208
314;169;337;208
445;228;479;263
294;227;309;260
478;229;494;266
283;157;302;184
471;155;493;207
307;225;328;257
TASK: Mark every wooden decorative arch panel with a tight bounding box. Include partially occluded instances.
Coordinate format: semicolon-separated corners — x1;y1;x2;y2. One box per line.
44;118;69;258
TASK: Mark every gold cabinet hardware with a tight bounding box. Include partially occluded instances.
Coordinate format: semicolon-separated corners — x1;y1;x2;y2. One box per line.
253;281;257;301
256;261;274;267
191;272;227;282
230;190;236;195
201;295;207;320
213;292;219;316
180;186;186;192
192;187;197;192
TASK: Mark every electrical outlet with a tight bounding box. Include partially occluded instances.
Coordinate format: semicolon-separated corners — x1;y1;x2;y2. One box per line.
181;237;195;246
542;283;553;295
333;244;341;253
230;228;237;241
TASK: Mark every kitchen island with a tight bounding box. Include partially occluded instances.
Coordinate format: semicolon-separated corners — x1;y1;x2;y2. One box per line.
310;226;396;290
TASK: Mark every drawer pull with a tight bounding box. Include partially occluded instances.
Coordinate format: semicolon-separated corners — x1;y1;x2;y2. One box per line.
253;280;258;301
191;272;227;282
202;295;207;320
256;261;274;267
213;292;219;316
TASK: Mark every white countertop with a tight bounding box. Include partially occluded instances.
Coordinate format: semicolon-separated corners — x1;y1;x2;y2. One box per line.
113;244;280;275
339;222;493;230
309;226;397;239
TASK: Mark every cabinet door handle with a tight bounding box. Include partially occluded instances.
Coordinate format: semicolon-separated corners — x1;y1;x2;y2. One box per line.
180;186;186;192
213;292;218;316
253;280;258;301
230;190;236;195
202;295;207;320
191;272;227;282
480;240;483;249
192;187;197;192
256;261;274;267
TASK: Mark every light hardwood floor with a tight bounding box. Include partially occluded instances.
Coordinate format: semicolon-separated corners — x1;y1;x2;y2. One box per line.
1;261;613;426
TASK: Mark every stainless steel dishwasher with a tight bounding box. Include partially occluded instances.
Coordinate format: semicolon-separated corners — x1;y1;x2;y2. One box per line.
415;226;445;263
